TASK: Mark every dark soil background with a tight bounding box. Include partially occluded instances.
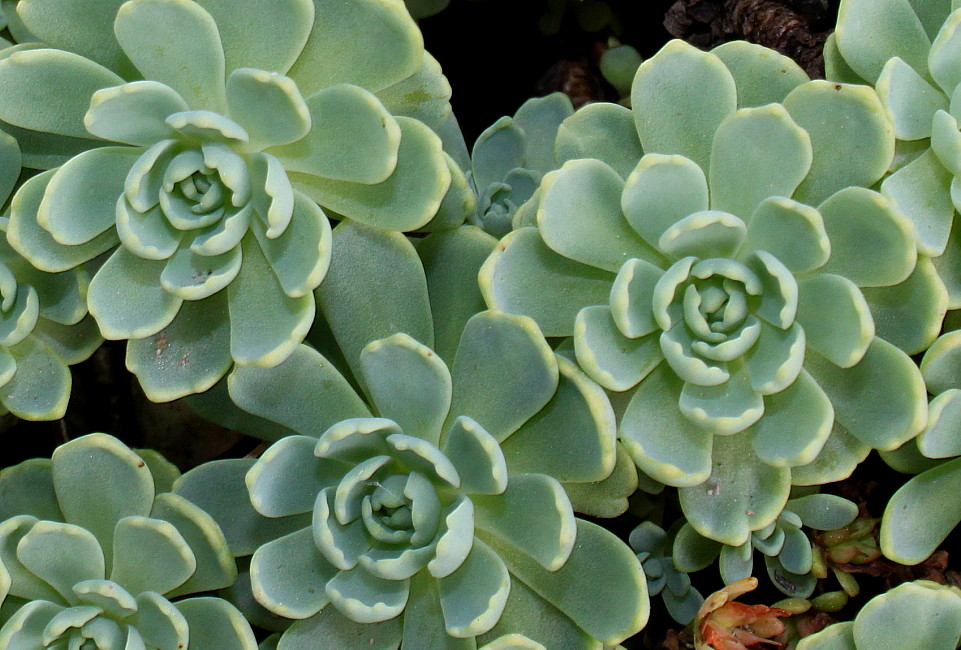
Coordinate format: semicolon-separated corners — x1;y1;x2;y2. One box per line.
8;1;961;648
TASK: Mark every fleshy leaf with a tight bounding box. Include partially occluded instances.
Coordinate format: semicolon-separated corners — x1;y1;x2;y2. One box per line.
834;0;931;83
785;81;895;206
286;0;422;96
749;369;833;468
16;0;131;73
114;0;227;112
554;102;643;179
482;519;648;645
52;433;154;558
631;40;737;171
447;311;557;442
38;146;140;246
0;459;63;522
174;459;310;556
805;339;926;451
817;187;916;288
228;344;370;438
87;247;183;340
852;581;961;648
84;81;187;146
479;227;615;337
253;191;331;299
251;526;337;620
620;364;714;487
740;197;830;275
471;116;526;193
500;355;617;484
443;416;508;496
125;291;232;402
919;389;961;458
360;333;452;447
110;516;195;596
876;57;948;139
227;235;313;367
678;369;765;435
709;104;812;220
292;117;449;232
0;337;71;420
7;171;119;273
438;538;511;638
226;68;311;151
278;605;401;650
269;84;400;184
325;566;409;624
418;226;497;363
0;47;123;138
193;0;314;74
17;521;105;601
621;153;709;247
861;256;947;355
474;474;575;571
712;41;809;108
574;306;661;392
174;597;257;650
316;220;433;375
679;432;791;546
796;274;874;368
538;159;661;273
149;492;237;597
881;149;955;257
881;458;961;564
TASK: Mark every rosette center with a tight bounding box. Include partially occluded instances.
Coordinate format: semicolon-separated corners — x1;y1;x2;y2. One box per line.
157;145;250;232
311;429;474;581
655;257;768;384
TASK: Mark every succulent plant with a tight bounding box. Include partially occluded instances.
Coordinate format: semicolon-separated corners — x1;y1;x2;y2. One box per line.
797;581;961;650
0;433;253;648
673;492;859;600
481;39;932;545
629;521;703;624
831;0;961;310
0;0;459;403
175;310;648;648
468;93;573;237
0;129;101;420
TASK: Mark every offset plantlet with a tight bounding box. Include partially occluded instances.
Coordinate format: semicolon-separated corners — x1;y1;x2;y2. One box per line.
468;93;573;237
0;0;456;402
0;433;253;649
0;130;101;420
673;492;859;599
629;521;703;624
175;311;648;648
481;39;931;545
